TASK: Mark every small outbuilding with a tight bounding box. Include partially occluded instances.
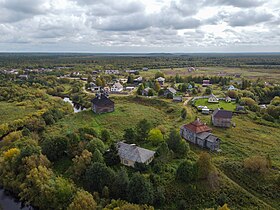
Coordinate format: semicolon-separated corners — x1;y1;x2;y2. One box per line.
225;96;232;103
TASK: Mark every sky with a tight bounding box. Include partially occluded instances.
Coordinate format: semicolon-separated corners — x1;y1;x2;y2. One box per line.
0;0;280;53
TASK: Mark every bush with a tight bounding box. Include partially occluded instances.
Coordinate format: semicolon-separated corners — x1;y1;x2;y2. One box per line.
243;156;269;174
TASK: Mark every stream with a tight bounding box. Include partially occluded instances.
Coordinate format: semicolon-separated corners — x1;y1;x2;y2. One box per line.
63;97;86;113
0;189;33;210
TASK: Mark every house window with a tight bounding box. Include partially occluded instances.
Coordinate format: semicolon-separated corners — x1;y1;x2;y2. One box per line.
123;159;129;165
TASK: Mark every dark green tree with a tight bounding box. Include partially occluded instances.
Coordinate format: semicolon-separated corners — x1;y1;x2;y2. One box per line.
176;160;195;183
128;173;154;204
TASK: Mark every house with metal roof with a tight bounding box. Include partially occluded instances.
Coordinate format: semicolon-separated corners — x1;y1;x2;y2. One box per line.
117;142;155;167
155;77;165;86
180;119;220;151
212;109;233;128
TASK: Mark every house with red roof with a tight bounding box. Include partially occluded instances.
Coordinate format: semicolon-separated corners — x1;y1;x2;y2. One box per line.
180;118;220;151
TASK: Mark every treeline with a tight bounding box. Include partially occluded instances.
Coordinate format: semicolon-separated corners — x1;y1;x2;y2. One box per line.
1;53;280;70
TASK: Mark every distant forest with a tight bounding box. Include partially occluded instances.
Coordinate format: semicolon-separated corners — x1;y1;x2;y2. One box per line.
0;53;280;69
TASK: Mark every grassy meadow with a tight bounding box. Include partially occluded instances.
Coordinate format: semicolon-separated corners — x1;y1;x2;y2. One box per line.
45;95;280;209
0;102;36;124
194;98;237;111
140;66;280;83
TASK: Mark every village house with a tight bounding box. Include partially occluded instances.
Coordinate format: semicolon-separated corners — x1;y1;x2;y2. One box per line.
18;75;29;80
212;109;233;128
228;85;237;91
173;96;182;102
111;82;123;92
105;70;119;75
133;76;143;84
117;142;155;167
125;70;139;74
188;67;196;72
125;86;135;91
208;93;219;103
89;82;101;93
142;87;152;96
236;105;245;112
180;119;220;151
91;93;114;114
155;77;165;86
225;96;232;103
202;80;212;87
164;87;177;97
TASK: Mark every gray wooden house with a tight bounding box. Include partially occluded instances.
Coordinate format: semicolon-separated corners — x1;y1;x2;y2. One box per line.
212;109;232;128
91;94;114;114
117;142;155;167
180;119;220;151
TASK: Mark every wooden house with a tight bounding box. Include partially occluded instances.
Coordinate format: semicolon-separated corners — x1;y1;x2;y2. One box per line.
164;87;177;97
117;142;155;167
91;94;114;114
202;80;212;87
155;77;165;86
111;82;123;92
142;87;151;96
180;119;220;151
212;109;232;128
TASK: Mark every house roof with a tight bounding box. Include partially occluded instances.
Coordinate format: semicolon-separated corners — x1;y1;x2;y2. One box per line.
112;82;123;89
166;87;177;94
117;142;155;163
212;109;233;119
209;93;218;100
197;132;219;142
91;94;114;107
183;119;212;134
155;77;165;82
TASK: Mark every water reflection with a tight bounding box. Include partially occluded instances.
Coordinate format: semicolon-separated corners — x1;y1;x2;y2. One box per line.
0;189;33;210
63;97;86;113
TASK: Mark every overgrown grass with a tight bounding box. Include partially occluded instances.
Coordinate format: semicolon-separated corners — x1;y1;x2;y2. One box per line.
0;102;36;124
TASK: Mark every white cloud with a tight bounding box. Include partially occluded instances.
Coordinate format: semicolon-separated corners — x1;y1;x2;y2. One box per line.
0;0;279;52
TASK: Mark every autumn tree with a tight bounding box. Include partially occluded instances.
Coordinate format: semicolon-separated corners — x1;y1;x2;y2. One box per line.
154;81;161;92
72;149;92;178
196;152;214;179
67;190;97;210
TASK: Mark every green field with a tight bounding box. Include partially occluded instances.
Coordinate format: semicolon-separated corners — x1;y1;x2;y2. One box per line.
140;67;280;83
194;98;237;111
0;102;36;124
46;97;184;140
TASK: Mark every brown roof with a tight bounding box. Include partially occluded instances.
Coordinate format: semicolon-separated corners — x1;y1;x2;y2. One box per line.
212;109;232;119
183;119;212;134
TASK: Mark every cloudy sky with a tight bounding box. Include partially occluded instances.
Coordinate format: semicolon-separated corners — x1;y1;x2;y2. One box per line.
0;0;280;52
